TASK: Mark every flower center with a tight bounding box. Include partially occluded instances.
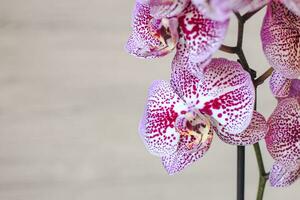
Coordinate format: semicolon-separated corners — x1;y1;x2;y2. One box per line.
150;17;178;55
176;110;212;150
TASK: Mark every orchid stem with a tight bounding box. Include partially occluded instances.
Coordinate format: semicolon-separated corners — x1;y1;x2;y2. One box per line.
237;146;245;200
220;45;236;54
254;143;269;200
254;67;274;86
234;12;244;49
242;5;266;22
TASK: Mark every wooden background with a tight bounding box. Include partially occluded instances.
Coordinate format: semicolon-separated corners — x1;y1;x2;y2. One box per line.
0;0;298;199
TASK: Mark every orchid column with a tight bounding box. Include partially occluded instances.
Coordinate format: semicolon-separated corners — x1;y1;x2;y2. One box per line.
125;0;300;200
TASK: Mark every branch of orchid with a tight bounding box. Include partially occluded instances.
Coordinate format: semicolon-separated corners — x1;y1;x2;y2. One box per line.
220;45;237;54
242;4;267;22
254;143;269;200
254;143;268;177
220;12;251;73
234;12;244;49
257;175;268;200
220;5;266;70
254;67;274;86
220;4;266;53
236;51;252;74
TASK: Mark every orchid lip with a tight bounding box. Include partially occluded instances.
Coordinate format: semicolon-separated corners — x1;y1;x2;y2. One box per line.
141;17;178;57
176;109;212;150
152;17;178;52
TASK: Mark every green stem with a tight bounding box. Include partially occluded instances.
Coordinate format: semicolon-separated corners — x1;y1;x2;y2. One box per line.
254;143;266;175
254;143;269;200
257;175;268;200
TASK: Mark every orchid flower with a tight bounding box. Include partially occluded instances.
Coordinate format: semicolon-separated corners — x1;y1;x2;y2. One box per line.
139;58;267;174
191;0;268;21
261;1;300;79
265;71;300;187
126;1;229;70
126;2;179;58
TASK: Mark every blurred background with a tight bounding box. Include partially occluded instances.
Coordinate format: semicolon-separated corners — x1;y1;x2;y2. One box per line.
0;0;298;199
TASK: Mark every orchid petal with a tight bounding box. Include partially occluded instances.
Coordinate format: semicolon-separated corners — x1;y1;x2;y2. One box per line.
269;161;300;187
261;1;300;79
148;0;190;18
171;52;201;100
126;33;156;59
126;2;178;58
192;0;238;21
172;58;255;135
177;4;229;64
172;40;212;81
196;58;255;135
290;79;300;97
139;80;187;156
216;111;267;145
269;71;300;98
269;71;292;98
265;98;300;167
161;127;213;175
192;0;268;21
282;0;300;16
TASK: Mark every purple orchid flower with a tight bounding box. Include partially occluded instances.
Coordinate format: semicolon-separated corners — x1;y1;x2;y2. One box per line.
126;1;229;70
261;1;300;79
126;2;179;58
139;57;267;174
265;71;300;187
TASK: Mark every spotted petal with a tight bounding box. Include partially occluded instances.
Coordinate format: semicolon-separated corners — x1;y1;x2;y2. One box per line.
126;2;178;58
270;71;300;98
269;71;292;98
269;161;300;187
261;1;300;79
161;126;213;175
265;98;300;167
148;0;190;18
216;111;267;145
192;0;234;21
172;58;255;135
177;4;229;65
171;52;202;100
139;80;187;156
289;79;300;98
